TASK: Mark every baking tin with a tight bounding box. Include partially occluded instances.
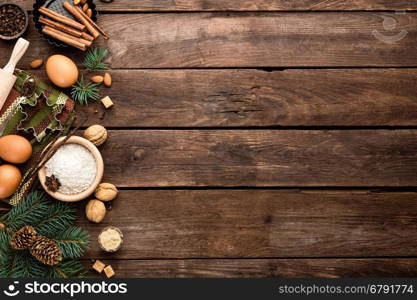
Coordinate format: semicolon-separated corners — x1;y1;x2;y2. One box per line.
0;3;29;40
33;0;97;48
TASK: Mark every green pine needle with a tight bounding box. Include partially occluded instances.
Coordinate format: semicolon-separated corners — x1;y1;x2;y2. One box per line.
71;75;100;105
83;48;109;71
0;191;90;278
53;227;90;258
48;260;86;278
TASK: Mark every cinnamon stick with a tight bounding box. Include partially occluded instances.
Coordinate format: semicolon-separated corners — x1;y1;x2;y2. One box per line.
81;32;94;41
63;1;99;38
42;26;86;51
39;16;83;38
46;26;92;47
75;5;109;40
39;7;85;31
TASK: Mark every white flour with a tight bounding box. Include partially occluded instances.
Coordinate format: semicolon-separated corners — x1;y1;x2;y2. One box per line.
45;143;97;195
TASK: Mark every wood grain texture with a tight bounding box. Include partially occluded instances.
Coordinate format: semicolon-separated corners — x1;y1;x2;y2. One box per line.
97;130;417;187
25;69;417;127
14;0;417;11
78;190;417;259
2;13;417;68
86;259;417;278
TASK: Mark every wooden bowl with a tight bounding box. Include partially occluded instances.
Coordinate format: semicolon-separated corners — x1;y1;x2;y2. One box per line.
38;136;104;202
0;3;29;40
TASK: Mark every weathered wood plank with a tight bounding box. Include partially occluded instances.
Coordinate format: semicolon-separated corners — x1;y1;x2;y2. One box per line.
78;190;417;259
2;13;417;68
24;69;417;127
85;259;417;278
96;130;417;187
14;0;417;11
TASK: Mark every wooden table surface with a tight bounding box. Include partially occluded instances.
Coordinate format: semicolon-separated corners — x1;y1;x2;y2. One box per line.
2;0;417;277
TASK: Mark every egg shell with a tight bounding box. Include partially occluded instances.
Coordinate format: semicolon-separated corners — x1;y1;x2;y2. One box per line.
46;55;79;88
0;164;22;199
0;135;32;164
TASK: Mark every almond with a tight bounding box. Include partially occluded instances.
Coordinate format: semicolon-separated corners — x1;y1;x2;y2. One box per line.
87;8;92;18
73;0;81;5
90;75;104;83
83;3;89;12
81;0;87;4
30;59;43;69
103;73;112;87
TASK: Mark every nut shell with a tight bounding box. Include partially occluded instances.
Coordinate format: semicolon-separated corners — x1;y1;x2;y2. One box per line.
95;183;118;201
84;125;107;146
85;199;106;223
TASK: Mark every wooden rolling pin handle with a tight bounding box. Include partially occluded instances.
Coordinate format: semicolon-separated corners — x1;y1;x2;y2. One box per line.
0;38;29;112
4;38;30;73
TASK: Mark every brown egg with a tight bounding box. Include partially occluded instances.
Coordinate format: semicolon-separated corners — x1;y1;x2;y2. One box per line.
0;135;32;164
46;55;79;88
0;165;22;199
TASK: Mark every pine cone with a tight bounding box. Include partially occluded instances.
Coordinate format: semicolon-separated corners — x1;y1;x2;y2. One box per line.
30;236;62;266
10;225;37;250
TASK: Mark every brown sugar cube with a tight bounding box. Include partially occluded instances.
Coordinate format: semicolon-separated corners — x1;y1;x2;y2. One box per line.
92;260;106;273
104;265;115;278
101;96;114;109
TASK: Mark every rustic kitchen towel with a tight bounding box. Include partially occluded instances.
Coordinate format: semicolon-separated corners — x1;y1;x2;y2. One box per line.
0;70;76;206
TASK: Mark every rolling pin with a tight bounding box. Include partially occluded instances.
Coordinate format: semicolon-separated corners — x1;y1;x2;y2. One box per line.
0;38;30;112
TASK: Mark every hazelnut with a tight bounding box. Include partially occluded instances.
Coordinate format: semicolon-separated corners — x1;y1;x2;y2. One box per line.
95;183;118;202
85;199;106;223
84;125;107;146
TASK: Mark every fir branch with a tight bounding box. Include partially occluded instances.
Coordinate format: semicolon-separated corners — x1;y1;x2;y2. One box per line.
53;227;90;259
49;260;85;278
34;202;76;237
83;48;109;71
0;191;90;278
0;191;50;231
71;75;100;105
13;254;46;278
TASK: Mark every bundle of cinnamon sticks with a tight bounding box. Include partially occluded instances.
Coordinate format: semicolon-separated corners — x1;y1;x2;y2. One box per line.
39;1;108;51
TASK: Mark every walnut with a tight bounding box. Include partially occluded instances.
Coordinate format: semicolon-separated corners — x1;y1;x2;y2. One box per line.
95;183;118;202
84;125;107;146
85;199;106;223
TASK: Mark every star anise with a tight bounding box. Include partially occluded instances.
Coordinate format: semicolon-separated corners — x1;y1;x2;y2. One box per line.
45;175;61;193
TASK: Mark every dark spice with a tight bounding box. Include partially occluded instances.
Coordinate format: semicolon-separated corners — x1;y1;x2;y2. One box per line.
0;4;26;37
45;175;61;193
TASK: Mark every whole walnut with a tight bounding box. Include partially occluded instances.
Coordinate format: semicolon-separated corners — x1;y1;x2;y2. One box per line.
86;199;106;223
84;125;107;146
95;183;118;202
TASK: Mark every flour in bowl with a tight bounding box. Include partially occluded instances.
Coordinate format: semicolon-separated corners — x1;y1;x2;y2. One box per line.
45;143;97;195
